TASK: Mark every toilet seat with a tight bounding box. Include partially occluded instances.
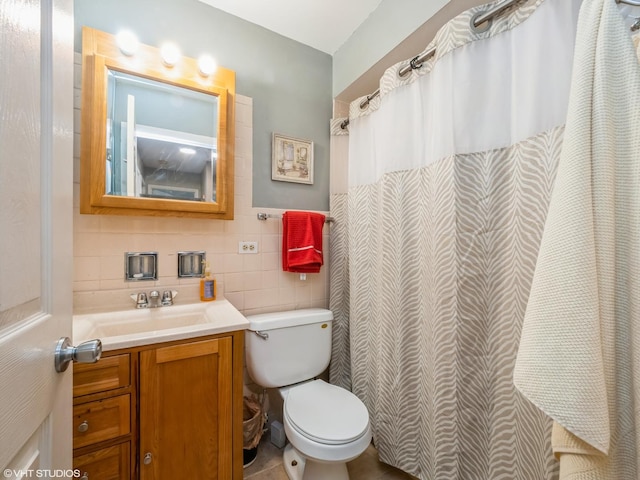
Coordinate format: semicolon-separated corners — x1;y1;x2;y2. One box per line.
284;380;369;445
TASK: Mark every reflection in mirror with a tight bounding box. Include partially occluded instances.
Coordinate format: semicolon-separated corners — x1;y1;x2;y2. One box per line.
106;70;219;203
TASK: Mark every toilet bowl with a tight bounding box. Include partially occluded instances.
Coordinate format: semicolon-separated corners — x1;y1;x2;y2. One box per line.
280;380;371;479
245;309;372;479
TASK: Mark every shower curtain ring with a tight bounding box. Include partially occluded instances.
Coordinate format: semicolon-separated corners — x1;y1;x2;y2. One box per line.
470;11;493;34
409;55;423;71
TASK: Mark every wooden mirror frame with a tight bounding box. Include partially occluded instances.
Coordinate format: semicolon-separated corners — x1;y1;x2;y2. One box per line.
80;27;235;219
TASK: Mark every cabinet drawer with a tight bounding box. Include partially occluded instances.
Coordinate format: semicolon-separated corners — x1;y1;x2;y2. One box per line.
73;354;130;397
73;395;130;449
74;442;130;480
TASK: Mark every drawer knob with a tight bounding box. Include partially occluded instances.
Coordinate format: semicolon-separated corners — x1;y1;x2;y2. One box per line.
80;473;88;480
144;452;153;465
77;420;89;433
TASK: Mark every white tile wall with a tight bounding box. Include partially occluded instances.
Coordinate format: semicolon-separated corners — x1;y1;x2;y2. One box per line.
73;53;330;316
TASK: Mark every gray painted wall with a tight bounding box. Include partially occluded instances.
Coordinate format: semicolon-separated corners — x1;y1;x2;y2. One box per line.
75;0;332;211
333;0;448;98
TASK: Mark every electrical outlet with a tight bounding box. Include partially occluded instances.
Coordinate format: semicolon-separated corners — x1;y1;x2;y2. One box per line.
238;241;259;254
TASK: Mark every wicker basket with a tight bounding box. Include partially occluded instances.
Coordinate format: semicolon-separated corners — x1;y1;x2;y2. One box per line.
243;395;265;450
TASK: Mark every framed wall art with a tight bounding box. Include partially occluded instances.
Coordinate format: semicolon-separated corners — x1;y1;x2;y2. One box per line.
272;133;314;184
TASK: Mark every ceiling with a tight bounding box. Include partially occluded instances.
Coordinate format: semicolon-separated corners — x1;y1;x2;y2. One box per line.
197;0;383;54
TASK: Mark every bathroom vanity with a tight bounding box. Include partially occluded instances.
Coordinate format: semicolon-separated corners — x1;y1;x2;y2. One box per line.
71;300;248;480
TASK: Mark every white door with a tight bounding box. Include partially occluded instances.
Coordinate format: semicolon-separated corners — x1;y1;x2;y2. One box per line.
0;0;74;475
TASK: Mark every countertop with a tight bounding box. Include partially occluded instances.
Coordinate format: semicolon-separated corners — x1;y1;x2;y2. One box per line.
73;298;249;351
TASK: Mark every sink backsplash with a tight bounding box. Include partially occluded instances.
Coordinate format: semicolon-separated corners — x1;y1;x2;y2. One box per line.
73;55;329;317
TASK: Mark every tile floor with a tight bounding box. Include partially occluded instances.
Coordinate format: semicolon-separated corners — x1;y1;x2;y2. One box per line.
243;436;418;480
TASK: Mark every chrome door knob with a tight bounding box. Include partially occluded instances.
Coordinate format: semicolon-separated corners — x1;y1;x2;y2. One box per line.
143;452;153;465
54;337;102;373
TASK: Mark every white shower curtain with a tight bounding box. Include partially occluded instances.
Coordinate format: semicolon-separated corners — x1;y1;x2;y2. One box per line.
329;0;583;478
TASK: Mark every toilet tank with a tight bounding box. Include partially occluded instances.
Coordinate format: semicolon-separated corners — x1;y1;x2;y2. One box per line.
245;309;333;388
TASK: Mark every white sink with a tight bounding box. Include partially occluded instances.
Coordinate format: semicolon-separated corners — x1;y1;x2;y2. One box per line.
73;299;249;351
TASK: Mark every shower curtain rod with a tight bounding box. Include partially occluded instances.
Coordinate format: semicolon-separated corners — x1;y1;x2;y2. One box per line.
339;0;640;130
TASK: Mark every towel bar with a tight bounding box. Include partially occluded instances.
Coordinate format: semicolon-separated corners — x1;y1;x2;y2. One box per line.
257;212;334;223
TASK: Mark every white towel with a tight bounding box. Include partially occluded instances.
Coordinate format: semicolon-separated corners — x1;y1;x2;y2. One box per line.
513;0;640;478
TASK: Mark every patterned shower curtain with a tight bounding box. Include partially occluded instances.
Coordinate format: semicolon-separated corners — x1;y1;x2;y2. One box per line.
329;0;583;478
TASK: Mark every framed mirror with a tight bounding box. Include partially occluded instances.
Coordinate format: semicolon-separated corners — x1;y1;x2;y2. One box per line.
80;27;235;219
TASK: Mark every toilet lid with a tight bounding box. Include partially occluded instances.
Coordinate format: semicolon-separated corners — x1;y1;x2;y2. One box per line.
284;381;369;445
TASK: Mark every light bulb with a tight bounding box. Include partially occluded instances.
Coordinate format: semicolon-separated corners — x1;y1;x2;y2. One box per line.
160;42;181;67
116;30;139;56
198;54;217;77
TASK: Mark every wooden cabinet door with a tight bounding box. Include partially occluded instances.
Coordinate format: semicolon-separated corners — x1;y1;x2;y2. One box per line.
139;337;232;480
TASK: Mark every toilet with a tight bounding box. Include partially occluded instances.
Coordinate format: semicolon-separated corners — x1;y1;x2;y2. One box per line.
245;309;371;480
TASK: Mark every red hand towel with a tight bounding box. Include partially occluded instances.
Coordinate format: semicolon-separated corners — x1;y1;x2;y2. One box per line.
282;211;325;273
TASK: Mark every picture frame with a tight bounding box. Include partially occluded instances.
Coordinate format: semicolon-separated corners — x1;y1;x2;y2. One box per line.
272;133;314;184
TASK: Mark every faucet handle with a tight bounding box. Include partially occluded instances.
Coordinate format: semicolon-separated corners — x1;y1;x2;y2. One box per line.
135;292;148;308
161;290;173;306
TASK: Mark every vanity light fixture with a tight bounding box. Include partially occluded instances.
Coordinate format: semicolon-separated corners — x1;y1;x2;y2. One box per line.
160;42;181;67
198;54;217;77
116;30;139;56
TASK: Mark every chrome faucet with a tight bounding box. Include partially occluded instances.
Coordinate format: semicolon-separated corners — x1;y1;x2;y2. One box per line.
149;290;160;308
131;290;178;308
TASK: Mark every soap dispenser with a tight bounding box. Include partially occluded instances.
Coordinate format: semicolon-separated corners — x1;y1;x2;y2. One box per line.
200;262;216;302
